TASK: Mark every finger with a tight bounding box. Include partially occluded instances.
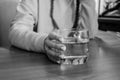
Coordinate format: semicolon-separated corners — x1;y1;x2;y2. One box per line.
45;45;61;58
44;41;65;64
45;47;59;63
45;39;66;51
48;32;62;42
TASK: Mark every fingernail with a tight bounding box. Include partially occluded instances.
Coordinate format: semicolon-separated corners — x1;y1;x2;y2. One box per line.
59;54;65;58
61;46;66;51
59;37;64;42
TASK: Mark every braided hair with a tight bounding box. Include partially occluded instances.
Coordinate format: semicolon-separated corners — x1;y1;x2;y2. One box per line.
50;0;59;29
73;0;80;29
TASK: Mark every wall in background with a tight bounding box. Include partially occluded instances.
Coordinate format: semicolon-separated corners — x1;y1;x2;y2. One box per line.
98;0;117;15
0;0;18;47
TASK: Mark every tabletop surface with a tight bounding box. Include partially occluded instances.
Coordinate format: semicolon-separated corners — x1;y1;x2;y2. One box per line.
1;31;120;80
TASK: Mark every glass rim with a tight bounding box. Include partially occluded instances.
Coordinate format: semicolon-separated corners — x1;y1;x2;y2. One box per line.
59;28;88;31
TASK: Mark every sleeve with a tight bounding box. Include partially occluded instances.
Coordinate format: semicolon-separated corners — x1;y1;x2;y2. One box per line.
9;0;47;52
80;0;98;38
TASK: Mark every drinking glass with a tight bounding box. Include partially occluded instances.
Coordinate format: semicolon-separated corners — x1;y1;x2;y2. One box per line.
57;28;89;65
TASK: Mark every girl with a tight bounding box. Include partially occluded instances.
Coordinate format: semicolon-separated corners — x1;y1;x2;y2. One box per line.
9;0;98;62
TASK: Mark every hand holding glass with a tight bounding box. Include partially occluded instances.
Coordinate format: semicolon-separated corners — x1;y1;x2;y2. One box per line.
58;29;89;65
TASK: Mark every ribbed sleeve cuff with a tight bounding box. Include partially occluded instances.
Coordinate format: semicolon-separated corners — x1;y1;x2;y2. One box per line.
33;33;48;53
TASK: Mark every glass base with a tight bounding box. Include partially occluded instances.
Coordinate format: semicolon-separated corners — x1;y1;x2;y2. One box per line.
58;55;88;65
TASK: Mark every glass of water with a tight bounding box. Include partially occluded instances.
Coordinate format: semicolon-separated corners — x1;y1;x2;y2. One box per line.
57;28;89;65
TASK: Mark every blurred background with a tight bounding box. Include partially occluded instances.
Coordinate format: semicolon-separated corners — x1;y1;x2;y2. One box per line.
0;0;19;48
98;0;120;32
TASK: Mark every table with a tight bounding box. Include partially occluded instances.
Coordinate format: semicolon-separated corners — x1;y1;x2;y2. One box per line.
1;31;120;80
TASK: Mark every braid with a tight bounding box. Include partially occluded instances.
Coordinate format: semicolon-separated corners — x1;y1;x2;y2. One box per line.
50;0;54;18
72;0;80;29
50;0;59;29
